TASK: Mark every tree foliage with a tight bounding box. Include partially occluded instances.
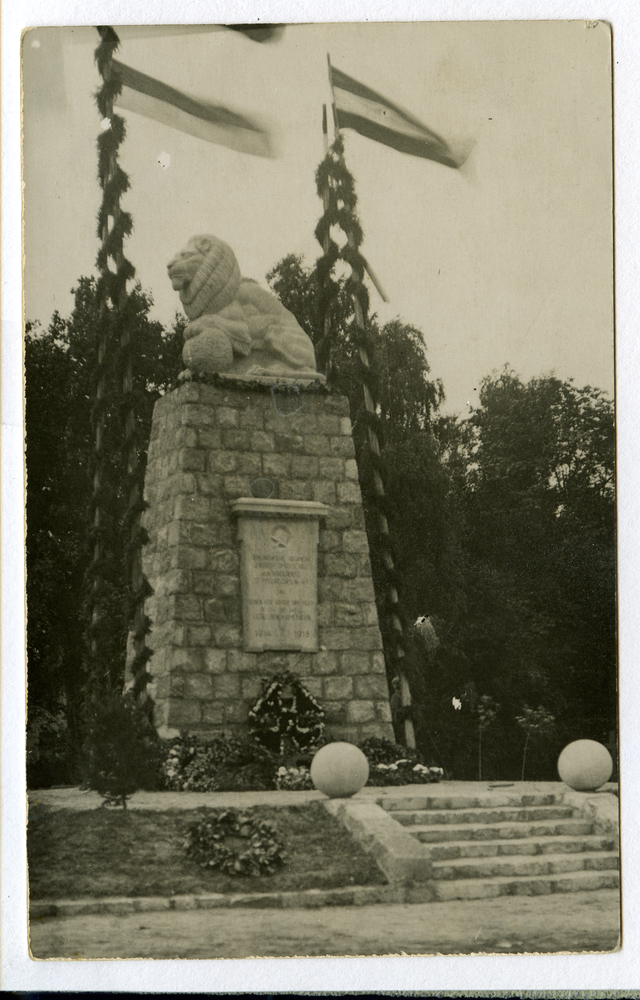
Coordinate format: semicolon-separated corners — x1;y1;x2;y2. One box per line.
432;369;617;778
25;278;182;783
81;689;163;808
268;254;444;439
268;259;616;780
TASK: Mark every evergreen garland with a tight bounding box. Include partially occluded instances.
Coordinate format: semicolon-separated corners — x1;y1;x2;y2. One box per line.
84;26;153;705
164;369;331;396
313;136;369;377
313;133;422;747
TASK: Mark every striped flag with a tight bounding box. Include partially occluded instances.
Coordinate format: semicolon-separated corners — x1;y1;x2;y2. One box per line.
329;63;463;169
227;24;285;43
113;60;273;157
108;25;284;43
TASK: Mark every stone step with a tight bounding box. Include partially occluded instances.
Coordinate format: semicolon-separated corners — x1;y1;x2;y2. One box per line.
412;818;595;843
423;834;618;861
392;805;576;826
382;792;565;812
433;868;620;901
431;850;619;881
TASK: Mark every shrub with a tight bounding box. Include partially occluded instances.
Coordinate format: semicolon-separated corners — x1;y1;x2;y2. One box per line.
357;737;443;786
161;735;278;792
160;734;443;793
183;809;286;876
27;706;74;789
81;691;162;807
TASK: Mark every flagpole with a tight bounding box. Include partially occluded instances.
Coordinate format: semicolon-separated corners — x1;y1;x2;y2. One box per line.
323;56;417;749
361;255;389;304
344;244;417;749
326;53;340;138
322;103;329;156
316;105;333;377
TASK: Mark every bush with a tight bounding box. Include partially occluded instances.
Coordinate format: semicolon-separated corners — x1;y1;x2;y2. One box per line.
159;733;443;793
161;735;278;792
183;809;286;876
27;706;74;789
358;737;443;786
82;691;162;807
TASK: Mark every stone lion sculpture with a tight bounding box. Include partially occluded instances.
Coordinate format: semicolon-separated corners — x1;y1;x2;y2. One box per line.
167;234;323;380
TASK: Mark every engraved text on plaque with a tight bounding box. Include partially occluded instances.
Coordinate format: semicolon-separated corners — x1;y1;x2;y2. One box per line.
231;499;329;652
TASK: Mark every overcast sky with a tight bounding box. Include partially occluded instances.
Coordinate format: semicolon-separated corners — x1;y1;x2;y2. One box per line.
23;20;613;416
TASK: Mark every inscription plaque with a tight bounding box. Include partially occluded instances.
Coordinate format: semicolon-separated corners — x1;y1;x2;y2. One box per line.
231;499;329;652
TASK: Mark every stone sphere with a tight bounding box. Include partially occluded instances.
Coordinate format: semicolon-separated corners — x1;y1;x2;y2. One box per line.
310;742;370;798
557;739;613;791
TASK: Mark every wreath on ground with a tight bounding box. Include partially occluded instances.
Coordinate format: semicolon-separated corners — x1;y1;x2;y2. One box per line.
183;809;285;876
248;670;325;754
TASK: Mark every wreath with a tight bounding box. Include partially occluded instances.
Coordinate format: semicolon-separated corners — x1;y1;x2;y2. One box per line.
248;670;325;754
183;809;285;876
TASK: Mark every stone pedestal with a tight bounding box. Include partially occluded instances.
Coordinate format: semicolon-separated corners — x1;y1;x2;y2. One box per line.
139;378;394;742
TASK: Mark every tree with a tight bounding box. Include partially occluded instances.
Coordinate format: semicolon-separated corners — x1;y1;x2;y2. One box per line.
442;369;617;777
25;277;183;782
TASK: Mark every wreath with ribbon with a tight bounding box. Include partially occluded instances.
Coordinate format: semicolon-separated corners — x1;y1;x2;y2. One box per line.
248;670;325;754
183;809;285;876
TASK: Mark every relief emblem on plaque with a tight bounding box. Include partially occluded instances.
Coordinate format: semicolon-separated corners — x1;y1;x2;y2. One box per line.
270;526;289;549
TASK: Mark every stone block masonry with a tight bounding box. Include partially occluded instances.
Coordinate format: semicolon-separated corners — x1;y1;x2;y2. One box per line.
141;378;394;742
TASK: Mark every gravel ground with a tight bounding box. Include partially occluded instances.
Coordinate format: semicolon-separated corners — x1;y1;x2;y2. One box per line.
28;782;619;960
29;888;620;959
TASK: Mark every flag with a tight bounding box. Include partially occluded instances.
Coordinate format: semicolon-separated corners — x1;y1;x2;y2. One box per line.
113;60;273;157
227;24;285;43
329;63;463;169
109;25;284;43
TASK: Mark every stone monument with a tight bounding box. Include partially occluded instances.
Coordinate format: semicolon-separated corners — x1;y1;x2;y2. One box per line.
136;235;394;743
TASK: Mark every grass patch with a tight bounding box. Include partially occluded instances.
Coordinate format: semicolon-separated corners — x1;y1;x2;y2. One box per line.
28;802;387;899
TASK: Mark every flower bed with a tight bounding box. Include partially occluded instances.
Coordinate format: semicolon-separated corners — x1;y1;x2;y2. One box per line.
162;735;278;792
159;735;441;793
358;737;443;786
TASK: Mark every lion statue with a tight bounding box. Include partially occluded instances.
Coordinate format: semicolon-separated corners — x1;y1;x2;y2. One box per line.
167;234;323;380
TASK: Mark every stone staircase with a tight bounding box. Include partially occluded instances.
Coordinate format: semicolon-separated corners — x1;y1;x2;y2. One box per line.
382;790;619;901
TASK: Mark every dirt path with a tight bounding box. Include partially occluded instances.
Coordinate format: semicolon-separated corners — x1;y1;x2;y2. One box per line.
29;889;620;960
